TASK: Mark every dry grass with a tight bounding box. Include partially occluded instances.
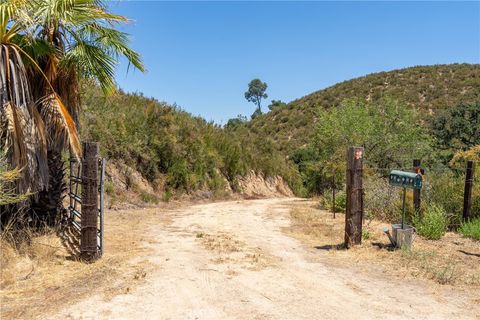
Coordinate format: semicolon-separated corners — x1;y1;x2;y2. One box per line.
0;208;172;320
195;232;278;270
285;200;480;288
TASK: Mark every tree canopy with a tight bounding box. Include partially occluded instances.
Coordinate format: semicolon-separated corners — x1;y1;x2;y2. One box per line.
431;102;480;152
293;98;433;194
244;79;268;112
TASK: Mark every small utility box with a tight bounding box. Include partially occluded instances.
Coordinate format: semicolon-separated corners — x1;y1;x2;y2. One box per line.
388;170;423;250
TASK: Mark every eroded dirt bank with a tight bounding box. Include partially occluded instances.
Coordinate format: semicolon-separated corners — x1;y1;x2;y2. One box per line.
50;199;478;320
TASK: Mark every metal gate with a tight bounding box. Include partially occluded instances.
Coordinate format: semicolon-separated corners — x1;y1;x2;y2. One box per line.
65;143;106;259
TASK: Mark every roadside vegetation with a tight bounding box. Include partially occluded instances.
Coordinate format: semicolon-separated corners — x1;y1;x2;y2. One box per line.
80;84;303;198
286;200;480;286
459;219;480;241
412;205;449;240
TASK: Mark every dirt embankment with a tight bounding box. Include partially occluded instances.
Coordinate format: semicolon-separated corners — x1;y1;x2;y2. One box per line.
105;161;293;208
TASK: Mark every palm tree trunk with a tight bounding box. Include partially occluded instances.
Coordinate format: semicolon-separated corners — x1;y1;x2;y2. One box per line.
30;149;67;227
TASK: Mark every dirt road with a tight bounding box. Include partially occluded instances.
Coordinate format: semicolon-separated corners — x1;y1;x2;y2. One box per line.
54;198;478;320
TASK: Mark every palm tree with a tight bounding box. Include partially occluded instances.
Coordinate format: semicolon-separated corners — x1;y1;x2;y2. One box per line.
28;0;144;224
1;0;144;225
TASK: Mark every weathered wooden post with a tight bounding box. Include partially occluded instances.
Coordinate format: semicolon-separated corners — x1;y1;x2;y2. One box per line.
463;160;475;222
345;146;364;248
332;169;336;219
413;159;421;213
81;141;100;261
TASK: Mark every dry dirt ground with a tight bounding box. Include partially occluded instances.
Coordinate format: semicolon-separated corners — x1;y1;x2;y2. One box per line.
2;198;480;320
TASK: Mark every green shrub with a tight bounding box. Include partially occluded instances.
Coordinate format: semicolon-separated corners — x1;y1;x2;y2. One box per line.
140;191;159;204
162;190;173;202
423;171;463;221
423;170;480;227
335;191;347;212
289;98;434;196
362;229;371;240
321;190;346;213
458;218;480;240
413;204;448;240
104;181;115;196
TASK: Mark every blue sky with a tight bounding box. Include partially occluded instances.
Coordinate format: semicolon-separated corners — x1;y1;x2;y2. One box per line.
109;1;480;124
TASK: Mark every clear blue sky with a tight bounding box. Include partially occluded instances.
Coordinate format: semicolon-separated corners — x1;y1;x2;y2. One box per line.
109;1;480;124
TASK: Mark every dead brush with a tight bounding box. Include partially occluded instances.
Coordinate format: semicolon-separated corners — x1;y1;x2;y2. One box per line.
287;200;480;287
0;213;64;289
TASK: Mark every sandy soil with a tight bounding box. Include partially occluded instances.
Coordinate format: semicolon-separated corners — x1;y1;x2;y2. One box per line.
50;198;478;320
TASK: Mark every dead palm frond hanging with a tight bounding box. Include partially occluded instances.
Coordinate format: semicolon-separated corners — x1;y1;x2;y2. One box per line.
0;43;48;194
38;92;81;156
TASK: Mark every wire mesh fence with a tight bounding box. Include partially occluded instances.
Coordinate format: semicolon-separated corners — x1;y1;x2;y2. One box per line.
324;159;479;229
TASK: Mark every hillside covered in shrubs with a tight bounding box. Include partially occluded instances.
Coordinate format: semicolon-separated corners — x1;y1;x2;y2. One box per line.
80;84;303;201
249;64;480;153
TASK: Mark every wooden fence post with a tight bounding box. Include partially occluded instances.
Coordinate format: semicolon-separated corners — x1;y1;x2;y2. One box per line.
413;159;421;213
332;169;336;219
81;141;99;261
345;146;364;248
463;160;475;222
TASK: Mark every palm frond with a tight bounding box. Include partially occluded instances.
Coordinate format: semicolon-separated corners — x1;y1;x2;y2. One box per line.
32;0;145;95
33;0;127;30
74;23;145;73
63;39;117;94
0;0;35;42
1;101;26;170
0;156;31;205
39;92;81;158
14;35;56;66
0;43;49;193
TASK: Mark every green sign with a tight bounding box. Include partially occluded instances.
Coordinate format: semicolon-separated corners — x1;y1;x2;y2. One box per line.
389;170;422;190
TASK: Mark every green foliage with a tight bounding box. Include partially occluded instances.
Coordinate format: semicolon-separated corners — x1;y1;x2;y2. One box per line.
0;156;30;206
225;115;247;130
317;99;432;170
335;191;346;213
245;79;268;112
81;84;302;195
162;190;173;202
140;191;160;204
413;204;448;240
104;181;115;196
423;170;480;225
249;64;480;155
268;100;287;111
362;229;371;240
431;102;480;162
297;98;432;195
291;147;326;194
458;218;480;240
320;190;346;213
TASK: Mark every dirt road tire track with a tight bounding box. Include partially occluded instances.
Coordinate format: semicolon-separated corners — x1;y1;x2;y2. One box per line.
54;198;479;320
